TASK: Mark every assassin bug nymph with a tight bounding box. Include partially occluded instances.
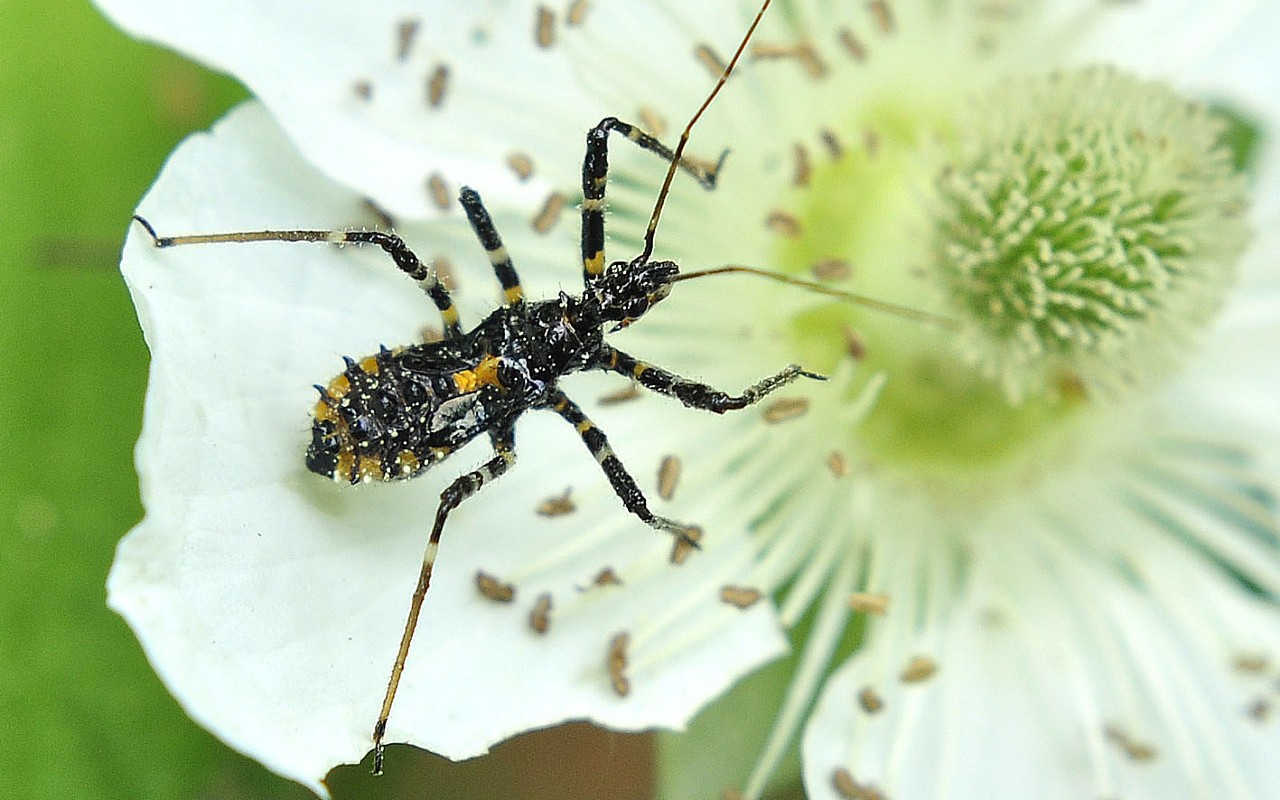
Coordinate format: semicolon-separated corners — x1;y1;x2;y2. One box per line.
132;0;898;774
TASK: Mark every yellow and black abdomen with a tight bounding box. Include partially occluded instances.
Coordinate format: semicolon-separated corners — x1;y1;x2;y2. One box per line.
306;343;506;485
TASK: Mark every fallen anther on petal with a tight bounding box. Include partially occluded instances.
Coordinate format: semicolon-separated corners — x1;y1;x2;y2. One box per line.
766;209;802;237
536;487;575;517
849;592;889;614
1232;653;1269;673
719;585;763;609
1104;724;1158;763
832;767;888;800
750;41;827;79
566;0;589;27
475;571;516;603
842;325;867;359
827;450;851;477
812;258;852;281
857;686;884;714
395;18;420;61
763;397;809;424
427;172;451;211
535;5;556;48
598;381;641;405
868;0;896;34
425;64;449;108
899;654;937;683
608;632;630;697
821;128;844;159
1247;697;1272;723
506;152;535;181
639;106;667;137
863;128;881;157
529;592;553;634
590;567;622;587
657;455;681;500
838;28;868;62
670;526;703;565
694;43;727;79
793;142;811;187
352;80;373;101
532;191;567;234
361;198;395;230
722;787;745;800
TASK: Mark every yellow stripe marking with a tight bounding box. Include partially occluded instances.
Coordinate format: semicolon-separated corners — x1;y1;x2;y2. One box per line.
585;251;605;276
504;286;524;304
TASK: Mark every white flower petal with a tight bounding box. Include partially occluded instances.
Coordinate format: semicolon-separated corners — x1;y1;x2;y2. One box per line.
804;491;1280;800
111;101;788;792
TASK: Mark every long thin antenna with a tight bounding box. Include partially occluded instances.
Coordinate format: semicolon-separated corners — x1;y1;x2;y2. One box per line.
674;265;958;329
640;0;772;263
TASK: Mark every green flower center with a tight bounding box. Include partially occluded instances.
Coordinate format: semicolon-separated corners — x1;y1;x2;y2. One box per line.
778;68;1249;483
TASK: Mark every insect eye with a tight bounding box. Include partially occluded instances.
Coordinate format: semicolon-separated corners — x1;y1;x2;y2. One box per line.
349;415;381;441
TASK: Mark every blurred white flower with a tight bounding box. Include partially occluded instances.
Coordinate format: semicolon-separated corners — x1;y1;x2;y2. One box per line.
98;0;1280;797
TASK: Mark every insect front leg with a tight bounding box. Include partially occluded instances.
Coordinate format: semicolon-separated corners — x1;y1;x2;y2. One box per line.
579;117;727;284
546;390;699;552
372;427;516;775
458;187;524;306
131;215;465;338
596;345;825;413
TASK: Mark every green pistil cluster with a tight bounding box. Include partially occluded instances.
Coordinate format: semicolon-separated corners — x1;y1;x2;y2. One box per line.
934;68;1249;401
783;68;1249;482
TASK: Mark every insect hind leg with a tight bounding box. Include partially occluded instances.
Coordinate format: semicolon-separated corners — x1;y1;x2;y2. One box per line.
131;215;464;338
546;390;699;553
371;427;516;775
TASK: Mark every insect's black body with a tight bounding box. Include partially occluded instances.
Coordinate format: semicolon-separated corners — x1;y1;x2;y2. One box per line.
131;1;808;772
306;241;684;487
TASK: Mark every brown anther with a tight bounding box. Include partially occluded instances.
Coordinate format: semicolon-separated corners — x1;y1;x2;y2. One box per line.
506;152;535;181
838;28;868;61
694;43;728;78
532;191;567;234
827;450;851;477
352;79;373;101
849;592;889;615
857;686;884;714
566;0;589;26
535;5;556;48
670;526;703;565
426;64;449;108
395;18;420;61
475;571;516;603
765;210;802;237
763;397;809;424
719;585;763;609
536;487;576;517
657;455;681;501
529;592;553;634
427;172;451;211
792;142;811;187
811;258;852;281
899;654;937;683
608;632;631;697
